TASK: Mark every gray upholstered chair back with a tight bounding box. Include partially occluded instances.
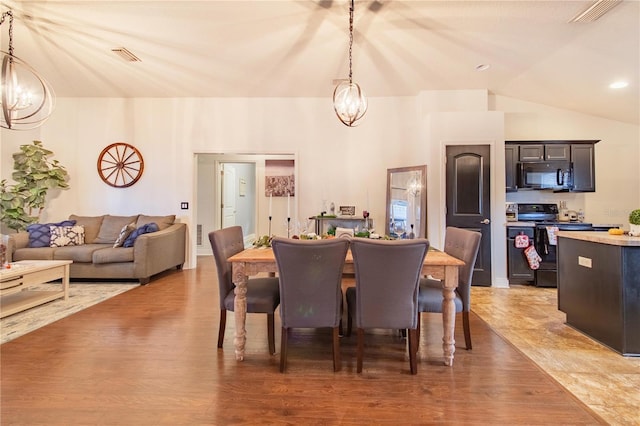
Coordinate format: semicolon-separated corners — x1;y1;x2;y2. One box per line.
350;238;430;330
272;237;349;329
442;226;482;310
209;226;246;310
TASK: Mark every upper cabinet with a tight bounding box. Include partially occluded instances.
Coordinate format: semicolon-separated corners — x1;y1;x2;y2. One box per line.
544;144;570;161
518;144;544;161
505;144;519;192
505;140;598;192
571;144;596;192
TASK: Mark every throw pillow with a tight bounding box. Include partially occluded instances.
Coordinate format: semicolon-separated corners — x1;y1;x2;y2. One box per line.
26;220;77;248
50;225;85;247
113;222;136;248
122;223;159;248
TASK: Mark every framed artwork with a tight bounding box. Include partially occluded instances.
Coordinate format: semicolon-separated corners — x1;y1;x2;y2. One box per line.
339;206;356;216
265;159;295;196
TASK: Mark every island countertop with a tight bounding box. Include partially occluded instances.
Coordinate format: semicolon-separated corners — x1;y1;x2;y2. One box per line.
557;231;640;246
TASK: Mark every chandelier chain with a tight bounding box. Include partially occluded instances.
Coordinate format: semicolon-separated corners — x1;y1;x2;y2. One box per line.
348;0;354;83
0;11;14;57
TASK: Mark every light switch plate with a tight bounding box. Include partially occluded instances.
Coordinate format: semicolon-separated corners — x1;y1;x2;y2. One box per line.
180;202;189;210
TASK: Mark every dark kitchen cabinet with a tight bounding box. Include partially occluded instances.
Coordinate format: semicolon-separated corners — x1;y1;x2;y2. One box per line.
571;144;595;192
507;227;535;282
545;144;570;161
518;144;544;161
505;140;598;193
505;144;518;192
558;236;640;355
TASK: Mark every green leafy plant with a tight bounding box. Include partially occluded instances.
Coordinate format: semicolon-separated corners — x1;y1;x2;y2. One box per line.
629;209;640;225
253;235;273;248
0;140;69;231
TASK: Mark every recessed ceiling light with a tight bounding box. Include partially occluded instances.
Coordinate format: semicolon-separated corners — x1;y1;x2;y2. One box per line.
475;64;491;72
609;81;628;89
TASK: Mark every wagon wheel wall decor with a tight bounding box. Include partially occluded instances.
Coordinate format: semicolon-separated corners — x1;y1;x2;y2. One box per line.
97;143;144;188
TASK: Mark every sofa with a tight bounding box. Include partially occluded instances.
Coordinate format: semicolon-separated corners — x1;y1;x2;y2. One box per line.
5;214;186;284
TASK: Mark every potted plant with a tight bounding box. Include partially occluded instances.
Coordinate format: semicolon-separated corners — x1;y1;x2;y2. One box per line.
629;209;640;236
0;140;69;232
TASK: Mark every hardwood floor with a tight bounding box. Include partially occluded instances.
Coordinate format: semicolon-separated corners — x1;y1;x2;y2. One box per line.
0;257;614;425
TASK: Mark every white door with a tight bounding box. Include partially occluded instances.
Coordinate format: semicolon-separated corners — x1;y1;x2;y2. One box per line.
221;164;237;228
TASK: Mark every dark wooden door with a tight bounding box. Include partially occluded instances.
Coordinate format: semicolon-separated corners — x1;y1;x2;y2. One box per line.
446;145;492;286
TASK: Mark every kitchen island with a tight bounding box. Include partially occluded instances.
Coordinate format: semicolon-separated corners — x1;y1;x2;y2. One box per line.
557;231;640;356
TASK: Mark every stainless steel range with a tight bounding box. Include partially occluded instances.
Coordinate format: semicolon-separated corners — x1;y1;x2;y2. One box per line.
511;203;594;287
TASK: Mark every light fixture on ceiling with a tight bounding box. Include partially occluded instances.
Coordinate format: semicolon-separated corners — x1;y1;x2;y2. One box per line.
609;81;628;89
333;0;367;127
0;10;54;130
569;0;622;23
111;47;142;62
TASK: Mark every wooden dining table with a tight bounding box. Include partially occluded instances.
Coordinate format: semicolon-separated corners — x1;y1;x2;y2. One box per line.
228;246;465;366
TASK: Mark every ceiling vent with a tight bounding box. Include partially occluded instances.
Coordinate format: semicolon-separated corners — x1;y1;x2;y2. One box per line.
111;47;141;62
569;0;622;23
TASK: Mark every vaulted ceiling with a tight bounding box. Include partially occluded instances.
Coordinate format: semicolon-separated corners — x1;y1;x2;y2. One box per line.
3;0;639;124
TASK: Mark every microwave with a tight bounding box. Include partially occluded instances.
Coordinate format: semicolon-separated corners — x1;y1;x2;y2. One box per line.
517;161;573;191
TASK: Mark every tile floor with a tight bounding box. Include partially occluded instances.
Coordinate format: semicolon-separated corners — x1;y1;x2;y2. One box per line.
472;285;640;425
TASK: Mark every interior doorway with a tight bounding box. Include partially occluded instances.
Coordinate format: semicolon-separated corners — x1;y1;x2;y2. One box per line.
195;153;295;256
221;164;238;229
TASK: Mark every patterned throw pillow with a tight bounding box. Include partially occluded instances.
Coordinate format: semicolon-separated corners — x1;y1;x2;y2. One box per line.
122;223;159;248
113;222;136;248
26;220;77;248
49;225;85;247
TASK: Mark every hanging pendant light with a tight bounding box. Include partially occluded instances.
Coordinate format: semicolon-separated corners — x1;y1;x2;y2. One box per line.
333;0;367;127
0;10;54;130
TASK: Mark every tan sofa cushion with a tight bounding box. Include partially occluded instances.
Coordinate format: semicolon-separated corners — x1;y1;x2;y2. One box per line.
53;244;110;263
136;214;175;231
94;215;139;244
69;215;105;244
92;247;135;264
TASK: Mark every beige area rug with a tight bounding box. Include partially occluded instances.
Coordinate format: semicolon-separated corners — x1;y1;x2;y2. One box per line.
1;282;140;344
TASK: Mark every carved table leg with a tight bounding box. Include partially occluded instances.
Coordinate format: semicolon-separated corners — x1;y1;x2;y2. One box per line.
232;262;248;361
442;265;459;366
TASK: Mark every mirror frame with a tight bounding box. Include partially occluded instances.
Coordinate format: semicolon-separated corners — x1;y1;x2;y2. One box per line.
385;165;428;238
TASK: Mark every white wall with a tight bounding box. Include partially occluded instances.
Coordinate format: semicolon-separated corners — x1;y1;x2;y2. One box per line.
2;91;638;288
1;96;421;270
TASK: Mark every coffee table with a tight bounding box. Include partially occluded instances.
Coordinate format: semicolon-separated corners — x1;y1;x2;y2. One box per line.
0;260;72;318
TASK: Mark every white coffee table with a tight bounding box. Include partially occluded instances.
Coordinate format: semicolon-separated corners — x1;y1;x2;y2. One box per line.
0;260;72;318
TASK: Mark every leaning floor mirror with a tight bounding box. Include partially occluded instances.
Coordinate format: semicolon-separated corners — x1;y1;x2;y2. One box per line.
385;165;427;239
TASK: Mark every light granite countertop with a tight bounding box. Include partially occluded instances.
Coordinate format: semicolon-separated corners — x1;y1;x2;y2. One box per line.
557;231;640;246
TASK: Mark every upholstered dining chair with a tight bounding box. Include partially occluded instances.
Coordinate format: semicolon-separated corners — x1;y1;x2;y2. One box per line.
209;227;280;355
346;238;430;375
271;237;349;373
417;226;481;350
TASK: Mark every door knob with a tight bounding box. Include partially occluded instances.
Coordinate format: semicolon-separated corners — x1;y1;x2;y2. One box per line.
480;218;490;225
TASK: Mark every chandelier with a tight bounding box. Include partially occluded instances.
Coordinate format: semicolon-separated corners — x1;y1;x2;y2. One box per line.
0;10;54;130
333;0;367;127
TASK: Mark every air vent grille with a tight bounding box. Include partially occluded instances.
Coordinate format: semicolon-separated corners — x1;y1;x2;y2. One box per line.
569;0;622;23
111;47;142;62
